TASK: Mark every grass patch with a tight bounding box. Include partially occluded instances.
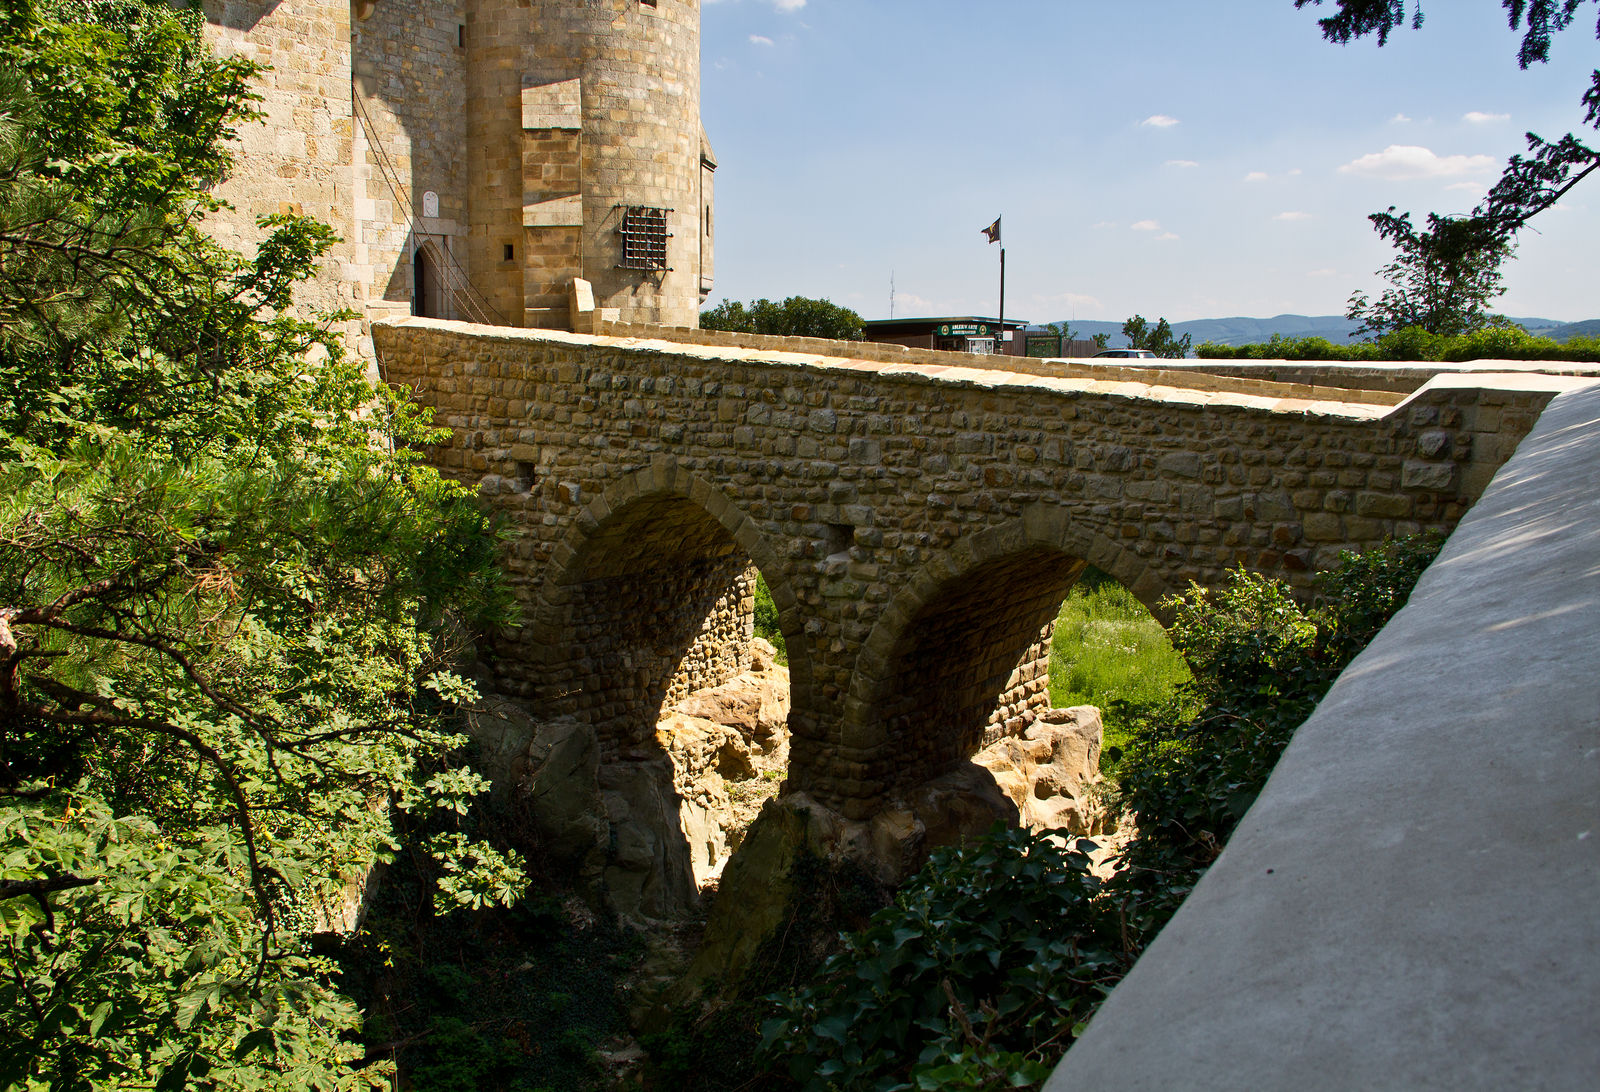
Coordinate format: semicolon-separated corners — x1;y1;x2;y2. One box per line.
753;572;787;665
1047;569;1192;772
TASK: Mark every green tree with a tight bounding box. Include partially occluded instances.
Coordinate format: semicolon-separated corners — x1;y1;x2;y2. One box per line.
0;2;518;1087
700;295;866;340
1122;313;1192;358
1297;2;1599;253
761;538;1443;1092
1345;208;1515;336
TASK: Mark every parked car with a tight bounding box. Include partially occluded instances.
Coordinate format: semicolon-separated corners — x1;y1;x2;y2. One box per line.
1091;348;1159;359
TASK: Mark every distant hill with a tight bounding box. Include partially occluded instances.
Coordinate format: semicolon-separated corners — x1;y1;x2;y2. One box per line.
1037;313;1591;351
1545;319;1600;341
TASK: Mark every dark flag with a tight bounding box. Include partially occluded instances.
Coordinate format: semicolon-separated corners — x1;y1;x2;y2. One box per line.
981;217;1001;244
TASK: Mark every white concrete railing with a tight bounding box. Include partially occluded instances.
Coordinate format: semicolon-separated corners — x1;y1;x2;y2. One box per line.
1048;379;1600;1091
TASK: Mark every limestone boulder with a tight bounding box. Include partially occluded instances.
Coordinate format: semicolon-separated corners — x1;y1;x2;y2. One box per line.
515;715;609;872
670;639;789;757
971;705;1107;835
461;693;543;802
598;757;700;925
655;711;743;886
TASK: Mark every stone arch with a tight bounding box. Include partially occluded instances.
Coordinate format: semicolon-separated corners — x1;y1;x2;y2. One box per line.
839;504;1173;805
521;457;809;746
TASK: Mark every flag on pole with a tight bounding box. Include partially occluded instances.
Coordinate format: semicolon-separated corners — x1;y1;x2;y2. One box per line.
981;217;1001;244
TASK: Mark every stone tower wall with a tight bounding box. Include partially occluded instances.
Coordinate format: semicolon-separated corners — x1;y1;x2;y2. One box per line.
520;0;708;328
462;0;528;325
351;2;470;333
203;0;712;344
200;0;355;325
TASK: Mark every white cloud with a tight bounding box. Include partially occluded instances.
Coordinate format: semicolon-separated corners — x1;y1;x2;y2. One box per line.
1092;220;1117;229
1307;268;1339;278
773;0;807;10
1274;211;1313;221
1338;144;1498;180
1165;159;1199;168
1141;114;1180;128
893;292;933;312
749;34;774;46
1391;113;1412;124
1156;232;1180;241
1288;168;1303;176
1244;171;1269;182
1033;291;1105;314
1463;111;1509;124
1131;219;1161;231
1446;181;1487;192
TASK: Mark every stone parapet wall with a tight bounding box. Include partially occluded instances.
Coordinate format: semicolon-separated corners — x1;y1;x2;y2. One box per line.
1154;357;1600;395
595;321;1408;406
375;318;1578;815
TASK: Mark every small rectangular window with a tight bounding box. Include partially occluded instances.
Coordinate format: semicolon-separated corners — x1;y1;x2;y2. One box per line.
458;25;465;48
617;206;671;271
503;243;515;261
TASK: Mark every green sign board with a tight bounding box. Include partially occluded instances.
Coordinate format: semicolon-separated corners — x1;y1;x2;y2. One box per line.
938;323;992;337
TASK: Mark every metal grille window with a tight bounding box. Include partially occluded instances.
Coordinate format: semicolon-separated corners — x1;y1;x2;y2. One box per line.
617;206;671;270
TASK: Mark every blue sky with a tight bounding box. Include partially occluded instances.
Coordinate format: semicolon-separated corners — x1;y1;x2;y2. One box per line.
699;0;1597;325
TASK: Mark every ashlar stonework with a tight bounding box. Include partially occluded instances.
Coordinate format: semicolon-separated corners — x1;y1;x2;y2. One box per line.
374;317;1573;821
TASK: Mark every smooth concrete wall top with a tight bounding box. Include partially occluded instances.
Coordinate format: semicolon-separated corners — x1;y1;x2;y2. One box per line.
1047;380;1600;1090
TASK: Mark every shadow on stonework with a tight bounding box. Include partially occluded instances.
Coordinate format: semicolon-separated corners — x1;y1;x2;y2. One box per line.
467;491;794;929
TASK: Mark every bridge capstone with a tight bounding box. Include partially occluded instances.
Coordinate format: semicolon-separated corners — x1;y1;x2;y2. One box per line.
375;317;1565;819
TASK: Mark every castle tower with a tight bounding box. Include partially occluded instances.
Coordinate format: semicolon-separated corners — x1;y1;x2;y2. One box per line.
202;0;714;341
467;0;714;329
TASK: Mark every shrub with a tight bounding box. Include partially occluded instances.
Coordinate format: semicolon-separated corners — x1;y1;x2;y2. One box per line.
1108;535;1442;943
1195;327;1599;363
760;537;1442;1090
759;825;1122;1092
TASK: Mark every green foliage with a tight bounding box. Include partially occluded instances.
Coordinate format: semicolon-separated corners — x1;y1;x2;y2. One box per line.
1195;326;1600;362
1047;572;1192;772
700;295;866;340
337;819;630;1092
752;572;788;665
1294;1;1599;237
1345;209;1515;338
761;539;1441;1090
0;1;518;1087
759;825;1123;1092
1121;314;1191;358
1107;535;1442;943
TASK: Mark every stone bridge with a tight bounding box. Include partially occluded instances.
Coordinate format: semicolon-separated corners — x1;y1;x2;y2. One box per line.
374;317;1559;820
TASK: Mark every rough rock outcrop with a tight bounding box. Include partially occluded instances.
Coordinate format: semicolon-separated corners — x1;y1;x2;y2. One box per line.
468;669;1104;943
458;642;794;924
675;705;1109;1002
973;705;1110;835
597;755;698;924
653;638;791;888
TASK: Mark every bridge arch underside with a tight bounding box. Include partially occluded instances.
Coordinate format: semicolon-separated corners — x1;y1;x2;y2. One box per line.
531;493;762;753
848;546;1093;810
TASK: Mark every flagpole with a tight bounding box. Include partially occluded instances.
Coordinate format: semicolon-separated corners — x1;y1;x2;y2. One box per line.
998;246;1005;355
